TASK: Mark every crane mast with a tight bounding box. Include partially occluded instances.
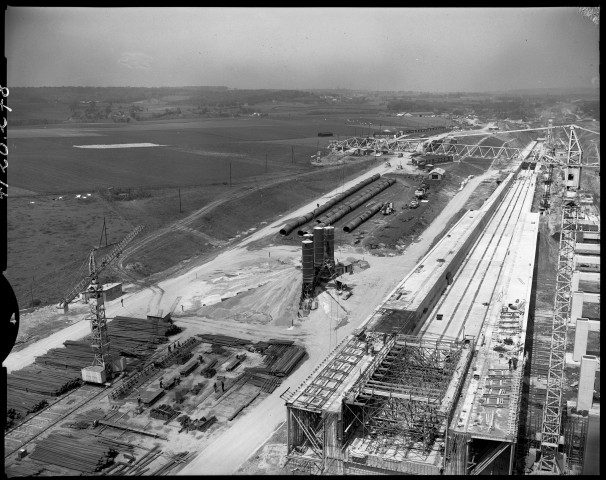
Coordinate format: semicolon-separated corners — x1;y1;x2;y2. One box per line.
55;224;143;383
536;126;583;474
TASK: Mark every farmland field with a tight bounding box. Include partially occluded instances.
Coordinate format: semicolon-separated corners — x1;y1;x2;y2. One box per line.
6;106;451;310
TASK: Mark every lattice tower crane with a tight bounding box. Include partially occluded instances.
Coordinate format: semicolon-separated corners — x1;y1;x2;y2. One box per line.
535;126;584;474
57;225;143;382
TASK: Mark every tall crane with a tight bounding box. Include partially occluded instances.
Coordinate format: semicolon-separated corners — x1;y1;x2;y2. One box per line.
57;225;143;383
57;225;143;311
535;126;584;474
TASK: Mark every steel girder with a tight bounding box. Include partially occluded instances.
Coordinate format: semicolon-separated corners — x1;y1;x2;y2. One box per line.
428;143;523;160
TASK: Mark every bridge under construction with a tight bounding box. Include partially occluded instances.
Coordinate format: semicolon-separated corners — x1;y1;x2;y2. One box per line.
282;134;598;475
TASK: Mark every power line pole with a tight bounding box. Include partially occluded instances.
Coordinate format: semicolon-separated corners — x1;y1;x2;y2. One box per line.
291;146;294;164
229;163;232;187
265;153;268;174
99;218;105;249
178;188;182;213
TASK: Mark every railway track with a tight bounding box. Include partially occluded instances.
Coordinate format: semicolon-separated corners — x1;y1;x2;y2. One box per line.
418;168;536;341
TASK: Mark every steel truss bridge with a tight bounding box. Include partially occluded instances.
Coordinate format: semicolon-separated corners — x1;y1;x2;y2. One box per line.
327;124;599;164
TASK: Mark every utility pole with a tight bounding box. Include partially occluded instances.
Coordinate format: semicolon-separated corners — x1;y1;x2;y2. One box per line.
99;218;106;249
178;188;182;213
229;163;232;187
31;276;34;307
265;153;268;174
291;146;294;164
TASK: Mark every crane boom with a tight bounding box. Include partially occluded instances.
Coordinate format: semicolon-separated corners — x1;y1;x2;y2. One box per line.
58;225;144;309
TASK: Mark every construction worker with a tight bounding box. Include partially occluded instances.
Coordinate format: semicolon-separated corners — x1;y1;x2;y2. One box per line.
221;380;225;392
159;378;164;389
213;382;217;393
121;299;124;307
137;395;141;406
513;357;518;370
508;358;512;370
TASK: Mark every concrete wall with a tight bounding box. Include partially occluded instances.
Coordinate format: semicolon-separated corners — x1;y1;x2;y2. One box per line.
573;318;600;361
575;243;600;255
572;271;600;291
574;255;600;271
577;355;598;411
571;291;601;324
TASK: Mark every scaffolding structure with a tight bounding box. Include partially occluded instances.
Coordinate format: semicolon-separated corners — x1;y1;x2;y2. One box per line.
345;337;463;453
284;335;371;474
341;336;473;473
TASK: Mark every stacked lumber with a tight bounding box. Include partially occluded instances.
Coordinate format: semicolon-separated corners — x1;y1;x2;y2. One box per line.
6;389;49;419
180;360;199;377
7;315;173;420
243;372;282;393
267;345;306;377
225;357;242;372
29;431;117;473
196;334;250;347
201;358;218;378
149;404;180;421
227;392;260;421
198;415;217;432
150;451;194;476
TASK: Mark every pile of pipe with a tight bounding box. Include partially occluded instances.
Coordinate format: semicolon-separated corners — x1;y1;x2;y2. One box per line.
343;202;384;233
279;174;381;236
310;177;396;232
29;431;117;473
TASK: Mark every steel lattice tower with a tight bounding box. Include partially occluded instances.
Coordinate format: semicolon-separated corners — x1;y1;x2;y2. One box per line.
537;126;582;474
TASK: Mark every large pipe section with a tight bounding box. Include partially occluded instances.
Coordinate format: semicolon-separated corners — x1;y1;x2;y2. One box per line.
313;178;393;226
343;202;384;233
310;178;396;228
279;174;381;236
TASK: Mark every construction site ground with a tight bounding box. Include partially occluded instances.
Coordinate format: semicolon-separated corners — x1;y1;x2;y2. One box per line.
8;126;597;475
4;146;513;475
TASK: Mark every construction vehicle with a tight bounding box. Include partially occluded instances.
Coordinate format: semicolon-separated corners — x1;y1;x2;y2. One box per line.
414;183;430;199
57;225;143;384
380;202;395;215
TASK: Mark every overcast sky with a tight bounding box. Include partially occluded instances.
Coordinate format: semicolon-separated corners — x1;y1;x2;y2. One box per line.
5;7;600;92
